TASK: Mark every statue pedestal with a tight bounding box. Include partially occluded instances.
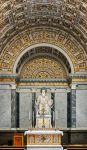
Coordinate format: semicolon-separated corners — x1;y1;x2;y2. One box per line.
24;129;63;150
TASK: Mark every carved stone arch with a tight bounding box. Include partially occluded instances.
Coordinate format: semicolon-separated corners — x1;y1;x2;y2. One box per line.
13;43;74;75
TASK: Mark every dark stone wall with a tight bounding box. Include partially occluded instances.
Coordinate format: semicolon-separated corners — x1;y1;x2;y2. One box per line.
70;131;87;144
62;130;87;145
0;132;13;146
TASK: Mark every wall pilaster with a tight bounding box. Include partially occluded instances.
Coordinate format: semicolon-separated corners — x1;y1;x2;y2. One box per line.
11;84;17;128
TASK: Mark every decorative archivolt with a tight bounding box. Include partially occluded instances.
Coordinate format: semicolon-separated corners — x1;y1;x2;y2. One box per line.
20;57;67;79
16;46;71;75
0;28;87;74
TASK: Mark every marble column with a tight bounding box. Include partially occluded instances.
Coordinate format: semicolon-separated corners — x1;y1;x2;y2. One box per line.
11;84;17;128
67;88;71;128
51;92;55;127
32;92;36;128
71;84;76;128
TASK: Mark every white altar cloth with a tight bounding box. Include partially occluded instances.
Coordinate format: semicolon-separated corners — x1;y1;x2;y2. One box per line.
24;130;63;136
26;148;63;150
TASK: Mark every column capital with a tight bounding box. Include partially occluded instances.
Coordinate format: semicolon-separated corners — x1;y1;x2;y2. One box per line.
11;84;16;90
71;84;76;90
51;89;55;93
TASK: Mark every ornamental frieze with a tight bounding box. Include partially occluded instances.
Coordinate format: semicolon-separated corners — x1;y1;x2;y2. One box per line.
0;28;87;73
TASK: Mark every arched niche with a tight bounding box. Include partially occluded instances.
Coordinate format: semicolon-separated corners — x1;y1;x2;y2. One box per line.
13;44;74;78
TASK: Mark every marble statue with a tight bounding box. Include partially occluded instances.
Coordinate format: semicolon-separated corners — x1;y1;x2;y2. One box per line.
36;88;53;115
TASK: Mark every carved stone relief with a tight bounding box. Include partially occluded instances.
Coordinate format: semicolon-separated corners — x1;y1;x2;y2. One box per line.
20;57;67;79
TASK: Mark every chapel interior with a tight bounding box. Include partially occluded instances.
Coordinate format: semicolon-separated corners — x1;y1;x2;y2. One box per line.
0;0;87;150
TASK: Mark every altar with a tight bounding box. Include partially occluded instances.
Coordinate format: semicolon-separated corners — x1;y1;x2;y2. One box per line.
24;129;63;150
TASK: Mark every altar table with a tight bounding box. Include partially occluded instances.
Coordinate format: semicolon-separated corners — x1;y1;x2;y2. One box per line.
24;129;63;150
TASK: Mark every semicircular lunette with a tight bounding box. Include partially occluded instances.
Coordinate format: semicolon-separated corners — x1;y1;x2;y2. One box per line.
19;56;67;79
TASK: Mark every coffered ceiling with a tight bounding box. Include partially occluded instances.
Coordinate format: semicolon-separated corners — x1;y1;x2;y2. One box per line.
0;0;87;53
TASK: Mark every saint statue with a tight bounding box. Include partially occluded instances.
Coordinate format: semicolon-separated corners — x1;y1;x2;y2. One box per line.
36;88;53;115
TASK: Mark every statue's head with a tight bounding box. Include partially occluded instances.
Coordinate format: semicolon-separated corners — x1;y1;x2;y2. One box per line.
40;88;47;96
